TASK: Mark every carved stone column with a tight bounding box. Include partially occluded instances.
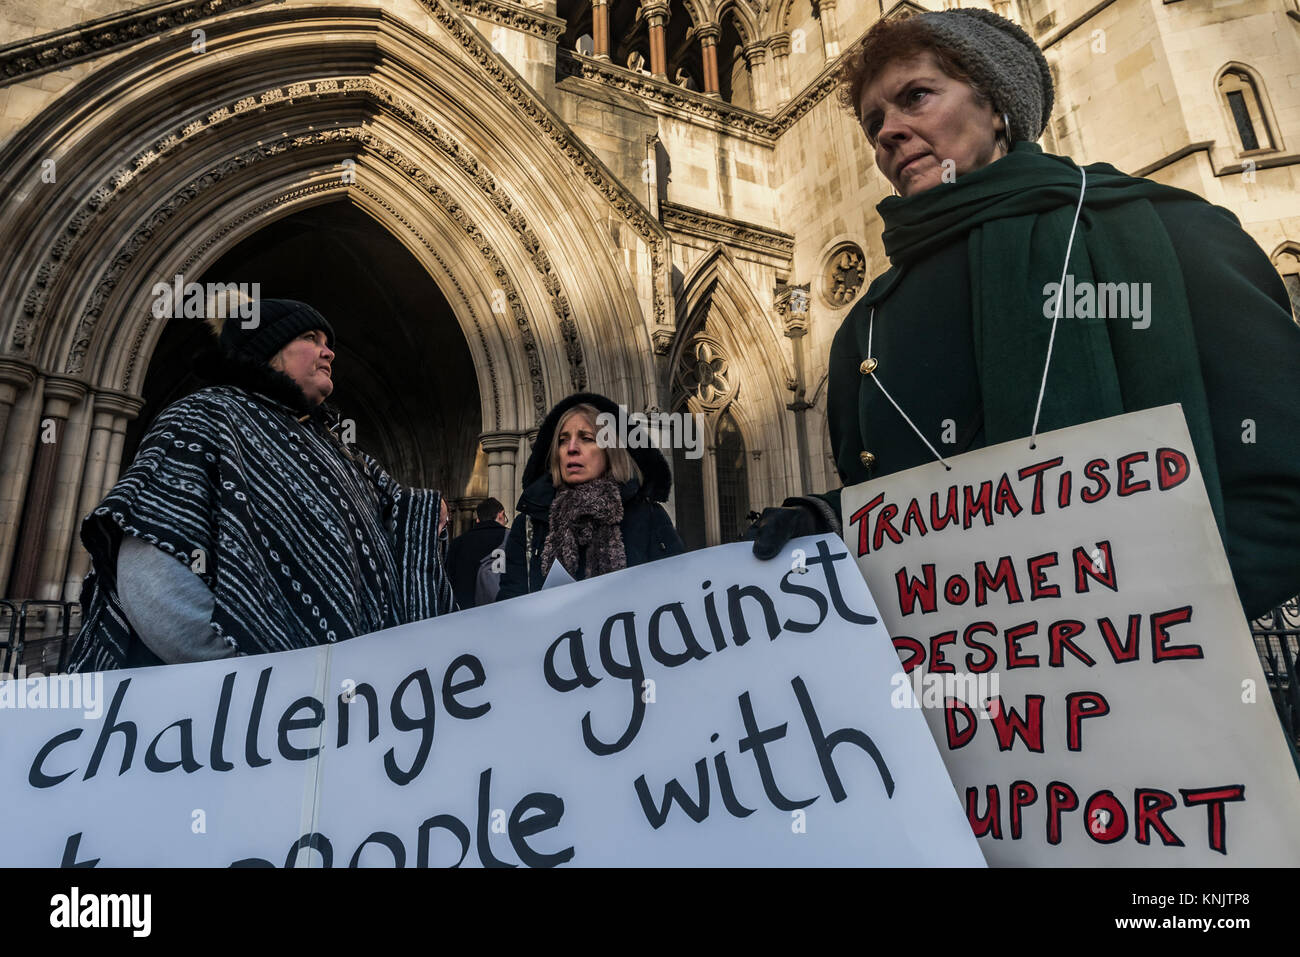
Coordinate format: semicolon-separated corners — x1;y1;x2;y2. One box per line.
0;358;36;458
743;42;770;113
645;133;662;219
480;431;522;511
778;284;812;494
769;32;793;107
592;0;611;59
61;390;144;601
698;24;721;96
0;369;42;591
35;378;96;601
8;376;87;598
818;0;841;57
99;405;134;497
702;441;721;547
0;359;38;592
644;1;670;79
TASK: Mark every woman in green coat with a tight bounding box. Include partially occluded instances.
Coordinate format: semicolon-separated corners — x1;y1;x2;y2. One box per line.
750;9;1300;620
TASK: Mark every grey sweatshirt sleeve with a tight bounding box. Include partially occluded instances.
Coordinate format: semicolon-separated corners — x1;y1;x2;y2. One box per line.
116;534;235;664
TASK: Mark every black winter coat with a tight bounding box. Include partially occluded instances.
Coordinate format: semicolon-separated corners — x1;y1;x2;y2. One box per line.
496;392;685;601
446;520;510;609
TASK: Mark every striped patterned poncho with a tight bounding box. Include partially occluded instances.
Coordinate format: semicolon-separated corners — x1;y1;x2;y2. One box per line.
69;383;453;672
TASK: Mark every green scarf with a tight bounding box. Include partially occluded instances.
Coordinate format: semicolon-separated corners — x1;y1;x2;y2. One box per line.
862;141;1225;530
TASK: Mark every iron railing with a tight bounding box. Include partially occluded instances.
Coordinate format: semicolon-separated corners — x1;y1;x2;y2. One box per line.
1251;596;1300;747
0;600;79;676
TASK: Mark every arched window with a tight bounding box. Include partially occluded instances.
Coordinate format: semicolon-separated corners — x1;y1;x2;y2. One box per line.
664;1;704;89
1218;68;1274;153
670;332;752;547
557;1;594;55
715;410;750;543
605;1;650;73
1274;244;1300;322
717;13;753;108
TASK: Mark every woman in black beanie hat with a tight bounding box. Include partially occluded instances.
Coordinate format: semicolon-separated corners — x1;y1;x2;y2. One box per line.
68;294;454;670
750;9;1300;621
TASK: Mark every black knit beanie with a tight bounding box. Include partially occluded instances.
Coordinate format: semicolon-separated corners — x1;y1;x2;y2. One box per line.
212;299;335;364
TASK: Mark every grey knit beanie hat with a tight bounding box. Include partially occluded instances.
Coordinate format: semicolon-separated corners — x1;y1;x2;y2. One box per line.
914;8;1054;143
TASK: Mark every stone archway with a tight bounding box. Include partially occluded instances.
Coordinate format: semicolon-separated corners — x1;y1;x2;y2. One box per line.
0;0;674;601
129;201;483;502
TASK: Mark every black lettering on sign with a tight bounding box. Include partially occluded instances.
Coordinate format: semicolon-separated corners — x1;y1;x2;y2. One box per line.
442;654;491;720
384;669;436;786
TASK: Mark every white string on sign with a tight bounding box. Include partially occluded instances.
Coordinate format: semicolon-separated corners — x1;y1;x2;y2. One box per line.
866;307;953;471
1030;164;1088;448
864;163;1089;471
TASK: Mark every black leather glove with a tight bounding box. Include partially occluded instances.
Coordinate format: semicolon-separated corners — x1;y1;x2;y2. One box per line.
745;505;820;560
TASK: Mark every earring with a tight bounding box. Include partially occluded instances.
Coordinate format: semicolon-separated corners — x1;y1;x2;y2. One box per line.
1001;112;1013;147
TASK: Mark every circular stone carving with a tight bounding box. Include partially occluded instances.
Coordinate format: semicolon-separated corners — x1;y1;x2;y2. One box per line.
679;337;730;406
822;243;867;306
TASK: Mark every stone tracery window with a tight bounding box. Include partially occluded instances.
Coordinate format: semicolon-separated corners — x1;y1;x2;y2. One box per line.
680;337;730;405
670;334;751;547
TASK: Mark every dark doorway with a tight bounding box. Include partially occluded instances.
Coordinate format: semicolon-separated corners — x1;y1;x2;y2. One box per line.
128;201;481;502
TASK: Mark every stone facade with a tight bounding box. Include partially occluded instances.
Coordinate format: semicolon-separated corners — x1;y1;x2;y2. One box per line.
0;0;1295;601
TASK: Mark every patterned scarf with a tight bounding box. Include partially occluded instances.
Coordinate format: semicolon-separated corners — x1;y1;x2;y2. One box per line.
541;475;626;580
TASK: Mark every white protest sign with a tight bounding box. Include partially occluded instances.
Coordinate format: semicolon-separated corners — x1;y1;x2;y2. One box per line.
542;558;576;589
0;536;983;867
842;404;1300;866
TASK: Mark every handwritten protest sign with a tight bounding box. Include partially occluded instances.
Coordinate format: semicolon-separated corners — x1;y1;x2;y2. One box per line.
842;404;1300;866
0;536;983;867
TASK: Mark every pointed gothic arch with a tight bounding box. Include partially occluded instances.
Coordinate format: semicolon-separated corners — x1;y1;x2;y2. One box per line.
0;0;675;599
715;0;761;46
1272;242;1300;320
667;244;799;544
1215;61;1282;155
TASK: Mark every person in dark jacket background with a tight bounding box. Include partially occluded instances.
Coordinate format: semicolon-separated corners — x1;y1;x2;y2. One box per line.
497;393;684;600
446;497;508;609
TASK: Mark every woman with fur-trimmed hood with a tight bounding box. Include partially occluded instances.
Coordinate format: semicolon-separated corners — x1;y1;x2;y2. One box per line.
68;298;453;671
496;393;685;600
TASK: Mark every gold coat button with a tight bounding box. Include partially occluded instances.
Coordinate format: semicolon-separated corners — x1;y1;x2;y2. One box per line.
859;357;878;375
859;451;876;468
